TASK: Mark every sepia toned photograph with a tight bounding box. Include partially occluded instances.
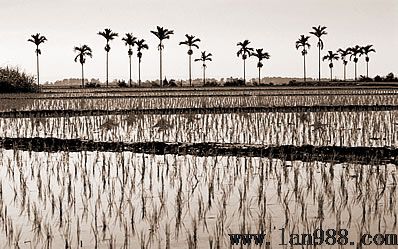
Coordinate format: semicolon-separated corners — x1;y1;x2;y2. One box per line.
0;0;397;248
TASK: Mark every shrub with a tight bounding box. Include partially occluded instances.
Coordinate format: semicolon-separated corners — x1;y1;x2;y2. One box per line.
85;82;101;88
117;80;128;87
0;66;38;93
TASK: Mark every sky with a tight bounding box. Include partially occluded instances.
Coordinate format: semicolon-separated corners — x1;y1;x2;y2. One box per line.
0;0;397;83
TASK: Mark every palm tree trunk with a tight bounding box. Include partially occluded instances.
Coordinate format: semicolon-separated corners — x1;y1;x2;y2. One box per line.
129;55;132;87
36;47;40;90
355;62;357;81
330;67;332;81
106;51;109;87
138;60;141;87
81;63;84;88
203;65;206;85
243;59;246;84
318;43;321;82
344;64;346;81
366;61;369;78
160;44;163;87
189;54;192;87
303;53;306;82
258;67;261;84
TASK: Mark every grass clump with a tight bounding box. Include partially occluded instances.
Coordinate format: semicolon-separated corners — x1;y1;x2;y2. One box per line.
0;66;38;93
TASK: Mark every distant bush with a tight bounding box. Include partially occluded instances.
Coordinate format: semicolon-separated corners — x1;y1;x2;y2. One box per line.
359;75;373;82
85;82;101;88
373;73;398;82
203;81;219;87
224;78;245;87
0;66;38;93
117;80;128;87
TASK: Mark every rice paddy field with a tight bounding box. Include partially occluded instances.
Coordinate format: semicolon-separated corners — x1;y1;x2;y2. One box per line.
0;86;397;248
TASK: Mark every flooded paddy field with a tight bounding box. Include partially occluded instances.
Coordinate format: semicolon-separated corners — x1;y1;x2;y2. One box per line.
0;87;397;248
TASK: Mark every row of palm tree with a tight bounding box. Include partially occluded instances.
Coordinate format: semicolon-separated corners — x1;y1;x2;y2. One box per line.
295;26;376;82
237;40;271;84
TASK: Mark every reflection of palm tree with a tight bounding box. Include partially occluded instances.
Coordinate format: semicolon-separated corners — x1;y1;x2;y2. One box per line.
309;25;327;82
237;40;254;84
122;33;137;87
194;51;212;85
179;34;201;86
337;48;350;81
28;33;47;89
295;35;311;82
322;51;339;81
136;39;149;86
150;26;174;87
98;28;119;87
74;45;93;88
361;45;376;78
348;45;363;81
251;49;270;84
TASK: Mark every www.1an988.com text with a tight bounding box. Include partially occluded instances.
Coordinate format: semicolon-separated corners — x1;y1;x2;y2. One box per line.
229;228;398;246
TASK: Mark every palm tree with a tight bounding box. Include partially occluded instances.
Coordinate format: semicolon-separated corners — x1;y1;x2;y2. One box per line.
28;33;47;89
179;34;201;86
337;48;350;81
322;51;339;81
150;26;174;87
295;35;311;82
348;45;363;81
74;45;93;88
309;25;327;82
98;28;118;87
122;33;137;87
251;49;270;84
361;45;376;78
237;40;254;84
136;39;149;86
194;51;213;85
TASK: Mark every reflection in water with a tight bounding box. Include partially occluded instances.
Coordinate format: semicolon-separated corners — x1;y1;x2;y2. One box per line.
0;149;396;248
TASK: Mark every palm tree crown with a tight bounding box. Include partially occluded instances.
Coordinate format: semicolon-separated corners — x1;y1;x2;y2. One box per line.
237;40;254;60
195;51;213;85
348;45;363;81
98;28;119;52
323;51;339;81
135;39;149;86
150;26;174;87
179;34;200;54
361;45;375;62
74;45;92;64
179;34;201;86
122;33;137;56
251;48;270;84
295;35;311;82
195;51;213;63
251;49;270;67
295;35;311;55
28;33;47;88
337;48;350;81
28;33;47;54
136;39;149;61
309;25;327;49
237;40;254;84
310;25;327;82
151;26;174;49
74;45;93;88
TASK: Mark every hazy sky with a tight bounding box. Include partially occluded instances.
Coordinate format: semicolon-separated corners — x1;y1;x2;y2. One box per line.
0;0;397;82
